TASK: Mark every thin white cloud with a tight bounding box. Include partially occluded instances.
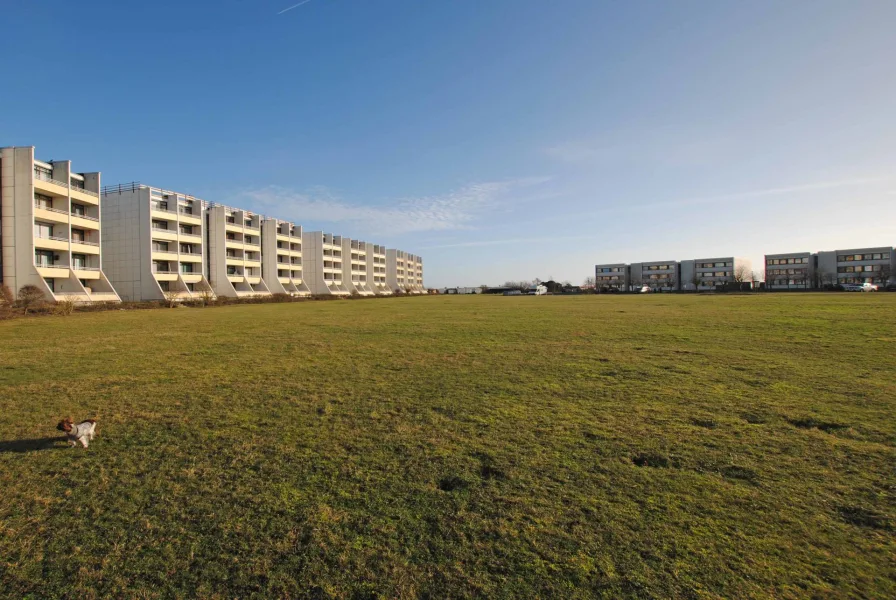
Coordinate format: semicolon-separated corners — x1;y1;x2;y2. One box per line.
422;234;596;250
240;178;546;235
277;0;315;15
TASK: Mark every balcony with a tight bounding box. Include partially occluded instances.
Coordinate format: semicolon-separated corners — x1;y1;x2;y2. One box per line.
71;187;99;204
33;204;70;223
34;234;70;251
34;176;69;197
151;227;178;241
71;240;101;255
178;231;203;241
70;213;100;230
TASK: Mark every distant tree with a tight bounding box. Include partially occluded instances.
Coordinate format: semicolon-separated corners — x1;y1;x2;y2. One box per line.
751;270;764;290
733;263;752;283
877;264;891;287
196;281;215;306
630;274;643;292
163;289;181;308
689;272;704;292
17;285;45;314
480;284;489;291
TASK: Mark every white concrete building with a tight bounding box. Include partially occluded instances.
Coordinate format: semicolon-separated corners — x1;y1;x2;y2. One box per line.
207;205;270;297
101;183;212;301
594;263;629;291
366;244;391;295
630;261;680;291
406;254;425;293
1;146;119;302
817;247;893;287
764;252;814;290
386;249;409;293
262;218;309;296
343;238;375;295
303;231;349;295
680;257;752;290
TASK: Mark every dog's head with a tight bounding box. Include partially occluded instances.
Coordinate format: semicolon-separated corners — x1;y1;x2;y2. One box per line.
56;417;73;432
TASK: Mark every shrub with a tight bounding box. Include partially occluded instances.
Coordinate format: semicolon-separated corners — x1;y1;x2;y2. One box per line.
18;284;46;314
55;297;77;316
0;284;14;307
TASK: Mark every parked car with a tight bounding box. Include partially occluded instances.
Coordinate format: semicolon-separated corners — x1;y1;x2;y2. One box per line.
842;283;879;292
639;285;652;293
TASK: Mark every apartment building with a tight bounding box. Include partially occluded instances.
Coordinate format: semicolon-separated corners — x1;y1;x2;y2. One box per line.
366;244;391;295
342;238;375;295
406;254;425;293
207;205;269;297
101;183;212;301
630;261;680;291
0;146;119;302
303;231;349;295
817;247;893;286
386;249;410;292
594;263;629;290
262;218;309;295
680;257;752;291
764;252;814;289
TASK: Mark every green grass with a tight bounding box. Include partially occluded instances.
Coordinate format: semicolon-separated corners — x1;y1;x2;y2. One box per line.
1;294;894;599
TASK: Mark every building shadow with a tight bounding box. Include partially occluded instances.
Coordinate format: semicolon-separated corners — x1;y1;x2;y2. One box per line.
0;436;67;453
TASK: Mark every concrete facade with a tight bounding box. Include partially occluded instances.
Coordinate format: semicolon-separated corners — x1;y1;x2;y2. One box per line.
680;257;752;291
366;244;391;295
406;254;424;293
262;218;310;296
101;184;212;301
303;231;349;295
1;146;119;303
207;205;270;298
630;261;680;291
343;238;375;296
764;252;814;290
386;249;409;293
817;247;893;287
594;263;629;291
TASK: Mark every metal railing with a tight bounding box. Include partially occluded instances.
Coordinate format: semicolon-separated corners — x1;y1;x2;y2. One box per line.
179;231;202;238
73;266;100;271
34;173;70;188
101;182;142;195
72;213;99;222
71;239;100;247
34;204;70;215
71;186;99;198
179;250;203;256
34;234;71;243
152;270;178;275
151;205;178;214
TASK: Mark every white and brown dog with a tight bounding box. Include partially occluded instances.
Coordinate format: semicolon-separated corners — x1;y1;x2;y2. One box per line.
56;417;97;448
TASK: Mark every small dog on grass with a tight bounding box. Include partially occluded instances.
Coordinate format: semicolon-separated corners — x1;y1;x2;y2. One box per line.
56;417;97;448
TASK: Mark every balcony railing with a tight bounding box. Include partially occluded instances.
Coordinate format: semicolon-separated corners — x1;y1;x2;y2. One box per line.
72;266;100;271
34;203;70;215
72;186;99;198
71;213;99;222
244;241;260;247
34;173;70;188
151;205;178;214
152;270;178;275
71;239;100;246
35;234;71;243
180;250;203;256
36;262;65;269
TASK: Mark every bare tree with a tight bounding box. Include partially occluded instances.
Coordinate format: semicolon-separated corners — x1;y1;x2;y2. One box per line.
583;275;596;288
196;281;215;306
733;263;751;283
630;274;643;292
163;289;181;308
690;272;704;292
17;285;46;314
0;284;14;307
55;297;77;316
877;264;891;287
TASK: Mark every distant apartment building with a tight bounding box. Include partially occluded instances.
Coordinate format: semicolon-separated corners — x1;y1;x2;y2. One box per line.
342;238;374;295
764;252;814;289
680;257;752;291
102;183;211;301
0;146;120;302
387;249;410;292
406;254;425;293
207;205;269;297
303;231;349;295
262;218;309;295
630;261;680;291
366;244;391;295
817;247;893;287
594;263;629;290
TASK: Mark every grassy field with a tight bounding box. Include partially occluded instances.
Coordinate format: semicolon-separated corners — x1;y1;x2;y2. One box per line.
0;294;894;599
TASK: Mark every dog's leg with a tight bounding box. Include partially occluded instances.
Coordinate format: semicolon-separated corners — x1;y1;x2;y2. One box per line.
80;437;89;448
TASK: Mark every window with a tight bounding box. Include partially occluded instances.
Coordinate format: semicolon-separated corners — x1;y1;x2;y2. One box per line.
226;216;236;224
44;277;55;292
180;263;193;274
227;266;238;275
34;193;53;209
180;244;194;254
152;220;168;230
70;178;85;190
34;222;54;239
158;280;170;292
72;254;87;269
79;279;88;287
71;228;85;243
153;241;169;252
35;250;55;267
179;205;193;215
152;261;170;273
180;225;194;235
151;200;169;211
34;165;52;181
71;203;85;216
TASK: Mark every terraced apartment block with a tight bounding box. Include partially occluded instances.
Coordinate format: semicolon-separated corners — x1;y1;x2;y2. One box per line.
207;205;269;298
343;238;375;296
262;218;309;296
303;231;349;295
366;244;391;295
1;146;120;302
101;183;212;301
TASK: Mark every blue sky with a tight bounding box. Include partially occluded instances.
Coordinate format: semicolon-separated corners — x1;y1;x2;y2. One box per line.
2;0;894;287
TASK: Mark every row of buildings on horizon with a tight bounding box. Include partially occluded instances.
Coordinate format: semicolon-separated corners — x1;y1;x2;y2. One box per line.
596;248;894;292
0;146;424;303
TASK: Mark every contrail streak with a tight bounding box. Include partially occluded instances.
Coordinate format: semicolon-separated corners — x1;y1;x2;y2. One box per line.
278;0;315;15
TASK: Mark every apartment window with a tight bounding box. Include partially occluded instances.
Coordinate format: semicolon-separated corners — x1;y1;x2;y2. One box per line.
244;219;253;227
44;277;55;292
72;203;86;216
226;250;238;258
226;216;236;224
158;280;170;292
34;193;53;209
180;244;195;254
79;279;89;287
180;225;194;235
34;165;53;181
179;205;193;215
180;263;194;274
152;261;170;273
227;266;238;275
35;250;55;267
153;241;170;252
72;254;87;270
34;222;54;239
151;200;169;211
71;228;85;243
